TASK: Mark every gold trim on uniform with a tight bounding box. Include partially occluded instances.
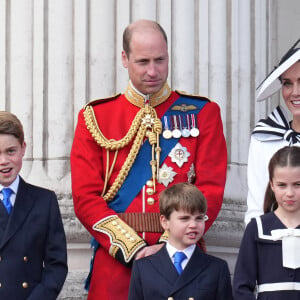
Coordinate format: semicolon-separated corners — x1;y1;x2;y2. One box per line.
175;89;210;102
109;244;119;257
84;100;162;201
84;93;121;109
125;81;172;108
93;215;147;262
159;230;169;243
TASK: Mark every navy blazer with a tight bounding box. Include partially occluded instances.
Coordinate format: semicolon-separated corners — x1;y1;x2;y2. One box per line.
128;244;233;300
0;177;68;299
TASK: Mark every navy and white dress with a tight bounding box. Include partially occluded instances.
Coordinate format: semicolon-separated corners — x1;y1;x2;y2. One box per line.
245;106;300;224
234;212;300;299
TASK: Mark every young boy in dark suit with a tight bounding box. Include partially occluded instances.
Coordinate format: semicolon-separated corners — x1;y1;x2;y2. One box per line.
0;111;68;299
128;182;233;300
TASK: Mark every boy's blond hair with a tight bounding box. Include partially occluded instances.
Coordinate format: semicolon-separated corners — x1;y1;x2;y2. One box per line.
0;111;24;144
159;182;207;219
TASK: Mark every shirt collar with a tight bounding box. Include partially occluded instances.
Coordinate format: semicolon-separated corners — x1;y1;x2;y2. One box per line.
0;175;20;195
166;242;196;261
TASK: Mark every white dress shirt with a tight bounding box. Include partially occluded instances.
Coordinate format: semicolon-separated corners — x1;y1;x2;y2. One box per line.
0;175;20;206
166;242;195;270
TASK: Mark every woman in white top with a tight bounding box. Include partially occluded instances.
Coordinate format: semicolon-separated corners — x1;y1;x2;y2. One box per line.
245;38;300;224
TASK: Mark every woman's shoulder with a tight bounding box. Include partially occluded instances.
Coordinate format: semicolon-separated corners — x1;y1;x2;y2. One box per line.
248;134;288;159
251;106;291;140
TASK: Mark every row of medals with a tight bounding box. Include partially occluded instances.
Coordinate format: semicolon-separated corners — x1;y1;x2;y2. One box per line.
162;114;199;139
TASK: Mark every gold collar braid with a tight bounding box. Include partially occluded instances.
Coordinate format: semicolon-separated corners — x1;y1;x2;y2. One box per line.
125;81;171;108
84;103;163;202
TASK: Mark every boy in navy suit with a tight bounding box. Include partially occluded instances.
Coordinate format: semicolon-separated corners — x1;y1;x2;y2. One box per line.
0;111;68;299
128;182;233;300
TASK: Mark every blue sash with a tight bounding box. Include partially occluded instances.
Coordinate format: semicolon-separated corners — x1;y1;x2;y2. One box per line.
108;96;208;212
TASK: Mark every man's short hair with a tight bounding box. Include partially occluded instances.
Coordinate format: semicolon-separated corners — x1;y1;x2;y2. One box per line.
0;111;24;145
123;20;168;57
159;182;207;219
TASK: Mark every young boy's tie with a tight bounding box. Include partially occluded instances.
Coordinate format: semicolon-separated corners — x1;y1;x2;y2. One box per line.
173;251;186;274
2;188;13;214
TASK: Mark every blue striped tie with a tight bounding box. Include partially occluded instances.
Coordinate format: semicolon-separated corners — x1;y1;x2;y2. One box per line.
173;251;186;275
2;188;13;215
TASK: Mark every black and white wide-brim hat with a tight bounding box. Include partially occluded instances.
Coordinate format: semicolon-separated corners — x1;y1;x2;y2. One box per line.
256;38;300;102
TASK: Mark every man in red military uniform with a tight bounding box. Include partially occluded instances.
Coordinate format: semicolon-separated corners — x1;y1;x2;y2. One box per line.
70;19;227;300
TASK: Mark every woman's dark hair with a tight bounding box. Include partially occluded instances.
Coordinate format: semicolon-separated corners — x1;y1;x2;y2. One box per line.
264;146;300;213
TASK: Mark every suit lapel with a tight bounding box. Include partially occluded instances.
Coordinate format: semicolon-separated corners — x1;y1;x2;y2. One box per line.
0;178;35;249
149;245;179;286
170;246;210;294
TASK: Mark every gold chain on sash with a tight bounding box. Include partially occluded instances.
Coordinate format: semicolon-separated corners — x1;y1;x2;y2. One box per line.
84;104;162;202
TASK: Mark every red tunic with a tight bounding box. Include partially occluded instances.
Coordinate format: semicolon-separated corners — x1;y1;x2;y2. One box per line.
70;90;227;300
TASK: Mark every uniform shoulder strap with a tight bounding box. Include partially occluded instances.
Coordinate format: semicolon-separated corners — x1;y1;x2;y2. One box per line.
84;93;121;109
175;90;211;102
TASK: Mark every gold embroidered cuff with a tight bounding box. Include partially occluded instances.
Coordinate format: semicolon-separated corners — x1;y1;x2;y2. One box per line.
109;244;119;257
93;215;147;262
158;230;169;243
